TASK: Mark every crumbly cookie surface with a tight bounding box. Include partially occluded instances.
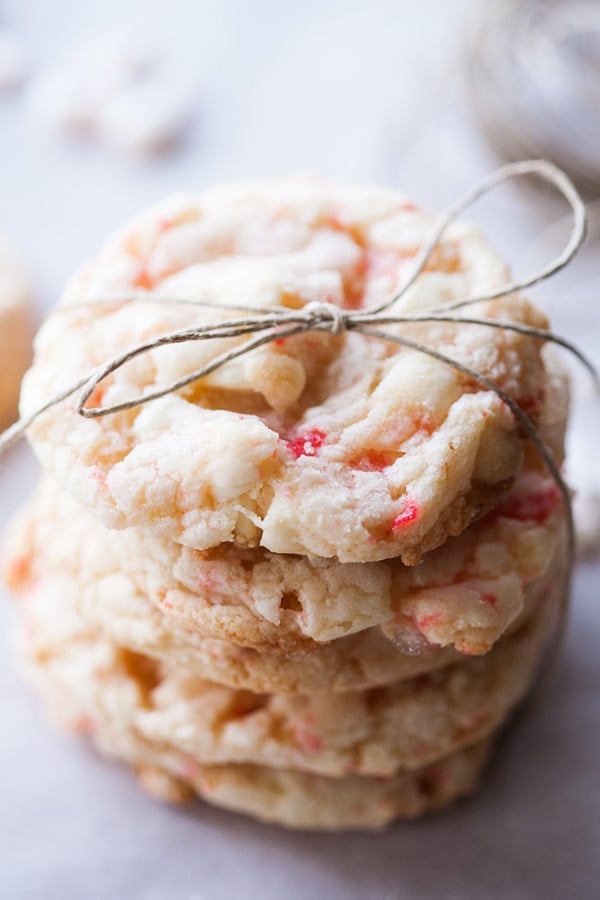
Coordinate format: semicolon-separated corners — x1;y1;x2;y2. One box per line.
5;461;567;663
18;603;494;827
165;739;491;830
146;739;491;829
13;565;559;779
5;520;564;693
21;179;552;563
0;235;32;427
6;547;461;693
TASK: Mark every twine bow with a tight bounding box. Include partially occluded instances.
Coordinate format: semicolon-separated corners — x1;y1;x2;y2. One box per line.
1;160;598;574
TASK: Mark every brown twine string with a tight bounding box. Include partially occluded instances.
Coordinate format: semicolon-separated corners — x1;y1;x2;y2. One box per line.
1;160;597;665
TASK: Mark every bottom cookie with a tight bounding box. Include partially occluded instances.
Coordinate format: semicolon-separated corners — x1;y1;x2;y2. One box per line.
18;627;493;828
134;740;493;831
15;589;559;827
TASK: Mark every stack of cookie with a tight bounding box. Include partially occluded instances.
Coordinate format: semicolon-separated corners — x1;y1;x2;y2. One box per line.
3;180;569;829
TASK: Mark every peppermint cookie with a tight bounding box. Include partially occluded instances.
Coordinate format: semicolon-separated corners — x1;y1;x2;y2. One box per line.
14;563;558;778
155;741;491;830
7;563;460;693
0;236;32;427
17;604;493;827
21;179;552;563
6;535;562;694
6;450;566;660
132;741;491;831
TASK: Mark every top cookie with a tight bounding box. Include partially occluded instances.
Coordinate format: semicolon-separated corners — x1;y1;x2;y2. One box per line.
21;179;551;563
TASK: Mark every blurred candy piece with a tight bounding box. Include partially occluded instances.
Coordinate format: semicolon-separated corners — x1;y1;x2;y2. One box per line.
0;30;28;91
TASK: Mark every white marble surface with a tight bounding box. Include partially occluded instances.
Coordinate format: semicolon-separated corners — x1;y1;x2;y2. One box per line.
0;1;599;897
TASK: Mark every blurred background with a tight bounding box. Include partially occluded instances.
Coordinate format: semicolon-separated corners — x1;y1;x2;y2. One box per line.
0;1;599;896
0;0;597;295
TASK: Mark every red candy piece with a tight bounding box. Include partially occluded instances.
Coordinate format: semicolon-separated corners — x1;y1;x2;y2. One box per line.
73;716;94;734
416;612;443;630
502;485;560;524
133;266;153;289
85;384;105;409
392;498;419;530
286;428;326;459
5;554;31;588
293;728;324;754
90;466;106;485
413;410;435;434
349;449;396;471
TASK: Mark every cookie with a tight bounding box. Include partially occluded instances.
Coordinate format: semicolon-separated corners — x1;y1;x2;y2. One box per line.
14;565;560;778
8;565;460;693
20;178;553;563
84;603;561;778
0;235;32;428
5;454;567;661
18;607;493;828
134;739;492;830
10;547;562;696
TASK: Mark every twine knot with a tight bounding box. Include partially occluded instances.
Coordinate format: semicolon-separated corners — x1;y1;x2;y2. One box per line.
303;300;347;336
